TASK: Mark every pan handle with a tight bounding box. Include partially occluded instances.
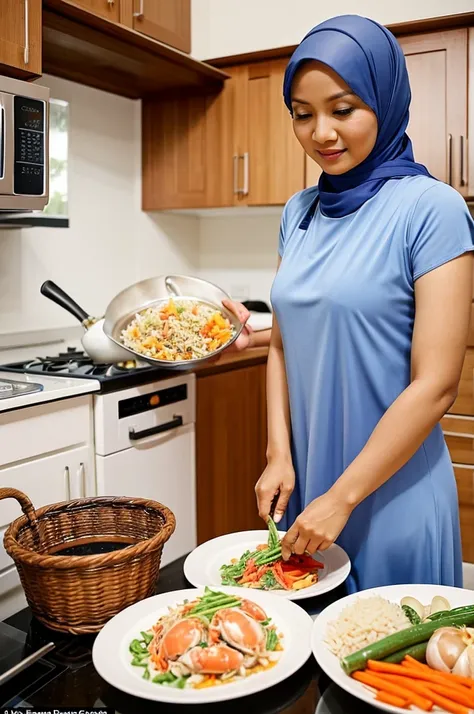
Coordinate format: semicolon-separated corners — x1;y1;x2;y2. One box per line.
40;281;89;324
165;276;182;297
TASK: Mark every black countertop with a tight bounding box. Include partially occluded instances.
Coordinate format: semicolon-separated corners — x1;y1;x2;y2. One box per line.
2;555;374;713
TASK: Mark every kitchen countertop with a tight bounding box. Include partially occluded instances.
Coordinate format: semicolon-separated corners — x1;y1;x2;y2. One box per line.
194;346;269;377
0;370;100;413
1;554;373;713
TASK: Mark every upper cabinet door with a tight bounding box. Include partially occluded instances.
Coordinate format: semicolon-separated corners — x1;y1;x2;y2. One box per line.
0;0;41;77
244;59;305;206
469;29;474;199
398;29;468;197
65;0;120;22
132;0;191;53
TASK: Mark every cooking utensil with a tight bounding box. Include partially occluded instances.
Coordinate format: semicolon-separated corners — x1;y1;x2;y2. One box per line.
40;281;131;363
103;274;244;369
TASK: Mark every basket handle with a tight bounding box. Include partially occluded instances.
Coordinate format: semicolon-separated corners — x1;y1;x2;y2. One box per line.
0;487;39;529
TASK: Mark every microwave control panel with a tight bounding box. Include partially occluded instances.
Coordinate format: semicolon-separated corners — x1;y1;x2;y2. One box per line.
13;96;45;196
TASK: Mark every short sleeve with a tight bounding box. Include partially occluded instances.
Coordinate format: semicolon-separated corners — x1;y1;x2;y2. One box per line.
408;183;474;281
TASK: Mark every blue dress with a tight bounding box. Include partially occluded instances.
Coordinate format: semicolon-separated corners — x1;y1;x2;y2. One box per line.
270;176;474;594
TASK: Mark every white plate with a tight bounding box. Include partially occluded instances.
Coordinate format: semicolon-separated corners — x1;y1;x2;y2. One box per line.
312;583;474;714
92;585;313;704
183;530;351;601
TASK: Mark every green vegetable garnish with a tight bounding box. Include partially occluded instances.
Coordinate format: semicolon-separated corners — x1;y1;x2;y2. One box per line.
402;604;421;625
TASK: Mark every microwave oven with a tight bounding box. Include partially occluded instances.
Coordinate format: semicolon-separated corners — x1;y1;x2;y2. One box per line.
0;74;49;212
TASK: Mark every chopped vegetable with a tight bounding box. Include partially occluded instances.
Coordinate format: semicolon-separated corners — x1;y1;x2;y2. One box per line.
402;604;422;625
220;519;323;591
341;610;474;674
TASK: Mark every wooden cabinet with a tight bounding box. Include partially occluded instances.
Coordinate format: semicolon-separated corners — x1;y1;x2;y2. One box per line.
0;0;41;78
143;59;307;210
129;0;190;53
441;347;474;563
398;29;468;197
64;0;120;22
234;60;305;206
196;361;267;544
469;29;474;198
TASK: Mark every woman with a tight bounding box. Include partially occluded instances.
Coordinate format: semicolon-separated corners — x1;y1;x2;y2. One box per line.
252;14;474;593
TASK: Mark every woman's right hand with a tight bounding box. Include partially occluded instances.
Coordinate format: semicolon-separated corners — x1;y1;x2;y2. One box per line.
255;458;295;524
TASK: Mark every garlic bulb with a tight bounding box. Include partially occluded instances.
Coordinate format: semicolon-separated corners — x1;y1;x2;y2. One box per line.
426;627;474;678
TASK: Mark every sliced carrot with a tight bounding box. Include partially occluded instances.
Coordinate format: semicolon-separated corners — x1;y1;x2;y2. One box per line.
400;659;474;690
424;682;474;708
239;571;259;584
273;562;291;589
404;655;426;670
375;691;409;708
256;544;268;551
352;671;433;710
375;673;470;714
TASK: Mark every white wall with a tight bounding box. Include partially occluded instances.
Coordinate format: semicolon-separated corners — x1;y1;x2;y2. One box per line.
0;75;199;336
198;212;281;304
191;0;473;59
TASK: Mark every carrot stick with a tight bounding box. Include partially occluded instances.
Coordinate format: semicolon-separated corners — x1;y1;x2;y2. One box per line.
401;659;474;690
368;660;471;692
424;682;474;708
375;691;409;708
403;654;426;669
378;674;474;707
352;671;433;710
374;673;469;714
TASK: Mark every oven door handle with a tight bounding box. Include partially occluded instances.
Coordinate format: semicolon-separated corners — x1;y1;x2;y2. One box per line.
129;416;183;441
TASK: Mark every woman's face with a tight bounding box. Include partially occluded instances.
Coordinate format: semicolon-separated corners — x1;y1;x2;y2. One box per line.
291;61;378;175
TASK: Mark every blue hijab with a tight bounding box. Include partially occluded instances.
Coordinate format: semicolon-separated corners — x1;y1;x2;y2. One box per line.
283;15;431;218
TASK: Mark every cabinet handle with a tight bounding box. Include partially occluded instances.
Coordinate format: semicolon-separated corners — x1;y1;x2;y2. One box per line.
23;0;29;66
107;0;115;4
233;155;239;195
447;133;453;186
64;466;71;500
460;136;467;187
242;152;249;196
78;462;86;497
133;0;144;18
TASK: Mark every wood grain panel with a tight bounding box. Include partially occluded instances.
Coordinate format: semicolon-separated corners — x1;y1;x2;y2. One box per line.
0;0;41;77
247;59;305;205
398;30;468;196
63;0;119;22
42;1;226;99
132;0;190;53
453;465;474;563
448;348;474;416
196;364;267;544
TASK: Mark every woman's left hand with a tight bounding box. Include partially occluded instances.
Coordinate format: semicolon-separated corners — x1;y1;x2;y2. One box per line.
280;490;353;560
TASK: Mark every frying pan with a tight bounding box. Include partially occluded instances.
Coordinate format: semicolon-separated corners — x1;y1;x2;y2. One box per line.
40;281;132;363
102;274;243;369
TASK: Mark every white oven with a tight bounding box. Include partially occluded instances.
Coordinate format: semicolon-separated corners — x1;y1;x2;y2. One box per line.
93;373;197;567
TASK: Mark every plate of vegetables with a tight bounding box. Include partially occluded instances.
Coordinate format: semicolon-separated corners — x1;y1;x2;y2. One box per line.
183;518;351;600
312;583;474;713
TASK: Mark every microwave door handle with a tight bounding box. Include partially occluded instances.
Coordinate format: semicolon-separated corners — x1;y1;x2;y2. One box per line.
129;416;183;441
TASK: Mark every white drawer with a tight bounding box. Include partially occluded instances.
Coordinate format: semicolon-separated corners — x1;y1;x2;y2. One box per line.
0;445;95;571
0;395;92;466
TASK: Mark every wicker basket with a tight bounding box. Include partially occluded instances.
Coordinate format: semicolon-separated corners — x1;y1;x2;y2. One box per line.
1;487;176;635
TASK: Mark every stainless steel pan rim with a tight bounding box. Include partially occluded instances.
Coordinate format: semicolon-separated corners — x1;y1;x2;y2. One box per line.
103;274;244;369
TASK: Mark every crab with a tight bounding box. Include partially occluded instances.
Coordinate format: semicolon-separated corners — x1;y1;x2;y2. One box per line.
209;608;266;656
179;643;244;674
152;617;206;670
